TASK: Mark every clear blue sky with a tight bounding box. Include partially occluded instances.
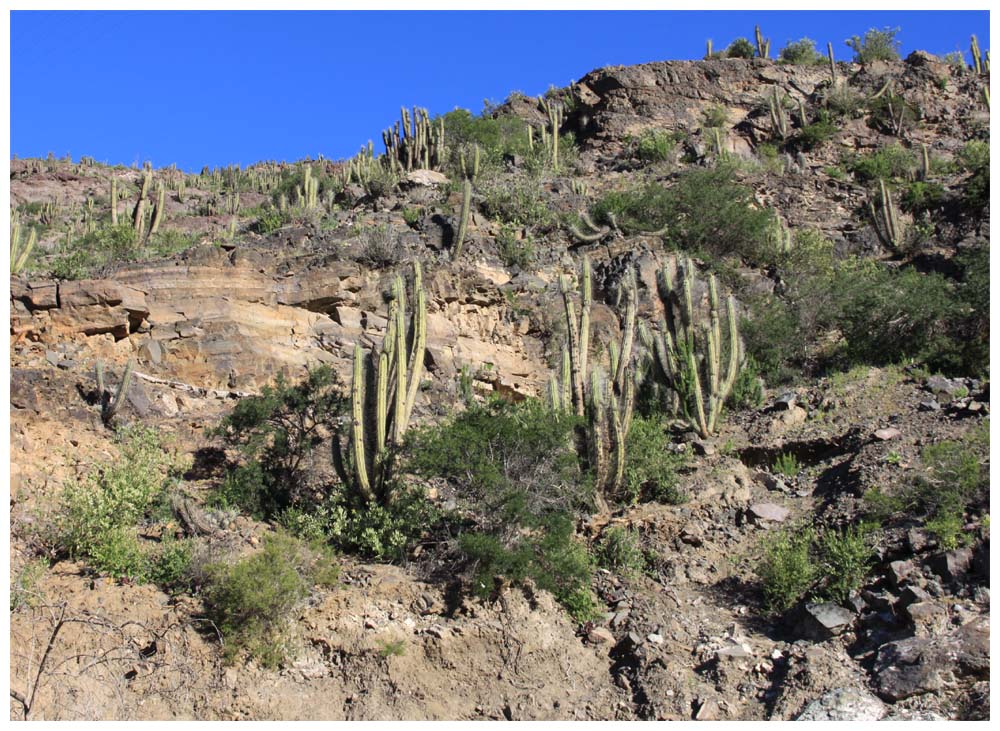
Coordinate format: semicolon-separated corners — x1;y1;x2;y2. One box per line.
10;10;990;172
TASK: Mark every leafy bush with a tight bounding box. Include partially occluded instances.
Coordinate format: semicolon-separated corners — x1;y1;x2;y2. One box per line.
280;486;435;562
10;558;48;610
702;104;729;129
728;356;765;410
496;224;536;269
847;144;915;182
631;129;677;163
901;181;946;215
590;164;773;264
957;140;989;215
212;367;346;518
595;526;645;577
819;525;874;602
779;38;822;65
254;209;286;234
49;223;139;279
756;528;817;611
408;399;597;619
846;27;901;64
622;416;688;504
479;177;555;230
726;38;755;59
200;532;339;667
793;111;838;151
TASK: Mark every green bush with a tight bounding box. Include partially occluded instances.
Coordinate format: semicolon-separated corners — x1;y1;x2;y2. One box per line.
48;223;139;279
772;452;800;477
211;366;346;518
408;399;597;619
496;224;536;269
479;177;556;231
819;525;874;602
280;486;435;562
728;356;765;410
901;181;946;215
846;27;901;64
200;531;339;667
779;38;822;65
254;209;286;234
794;111;838;151
10;558;48;610
756;528;818;612
595;526;645;577
590;164;773;264
847;144;915;182
632;129;677;163
56;425;174;561
702;104;729;128
623;416;688;504
726;38;755;59
957;140;989;215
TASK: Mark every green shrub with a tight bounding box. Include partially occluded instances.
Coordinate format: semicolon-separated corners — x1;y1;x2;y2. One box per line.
357;225;402;269
402;207;421;228
280;486;435;562
632;129;677;163
10;558;48;610
479;177;555;231
623;416;688;504
772;452;800;477
819;525;874;602
595;526;645;577
846;27;901;64
201;532;338;667
756;528;818;611
901;181;946;214
729;356;765;410
48;223;139;279
408;399;596;619
254;209;285;234
794;111;838;151
496;224;536;269
56;425;174;561
957;140;989;215
702;104;729;128
726;38;755;59
378;639;407;657
590;164;773;264
779;38;822;65
212;366;346;518
847;144;915;182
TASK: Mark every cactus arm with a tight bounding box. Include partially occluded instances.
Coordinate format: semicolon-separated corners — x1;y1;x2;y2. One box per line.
351;344;372;501
392;276;407;445
403;263;426;428
579;256;592;385
560;275;586;416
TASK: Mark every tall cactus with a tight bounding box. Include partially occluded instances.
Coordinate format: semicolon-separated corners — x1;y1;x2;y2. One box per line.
10;219;36;275
648;258;742;438
868;178;905;252
451;145;479;262
768;87;789;139
539;96;564;172
550;257;638;505
332;261;426;504
96;358;135;425
110;178;119;225
755;25;771;59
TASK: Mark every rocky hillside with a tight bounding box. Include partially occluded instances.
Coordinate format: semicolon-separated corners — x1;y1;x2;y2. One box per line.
9;41;990;721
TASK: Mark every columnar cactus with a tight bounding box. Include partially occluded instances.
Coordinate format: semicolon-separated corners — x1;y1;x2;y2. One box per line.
539;96;564;171
755;25;771;59
550;257;638;505
869;178;905;251
827;42;837;85
648;258;742;438
110;178;118;225
10;219;36;274
96;358;135;425
381;106;445;173
332;261;426;504
451;145;479;262
150;184;166;235
971;35;984;75
768;87;789;139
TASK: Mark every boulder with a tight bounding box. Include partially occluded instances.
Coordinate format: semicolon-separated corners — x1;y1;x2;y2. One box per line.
798;602;855;640
796;688;886;721
748;503;790;523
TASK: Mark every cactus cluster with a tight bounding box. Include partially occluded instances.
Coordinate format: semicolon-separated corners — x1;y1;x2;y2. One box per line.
96;358;135;425
768;87;789;140
550;256;638;506
970;35;989;75
451;145;480;262
643;258;742;439
10;216;37;274
382;106;445;173
332;261;427;504
538;96;564;172
868;178;905;251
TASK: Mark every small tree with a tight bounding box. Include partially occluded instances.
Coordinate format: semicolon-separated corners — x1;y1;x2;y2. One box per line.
846;27;901;64
727;37;756;59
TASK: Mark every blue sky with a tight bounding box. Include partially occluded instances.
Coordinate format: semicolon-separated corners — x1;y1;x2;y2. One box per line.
10;10;990;171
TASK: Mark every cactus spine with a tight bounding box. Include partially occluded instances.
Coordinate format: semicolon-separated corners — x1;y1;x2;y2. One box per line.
96;358;135;425
650;258;742;438
334;261;426;504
